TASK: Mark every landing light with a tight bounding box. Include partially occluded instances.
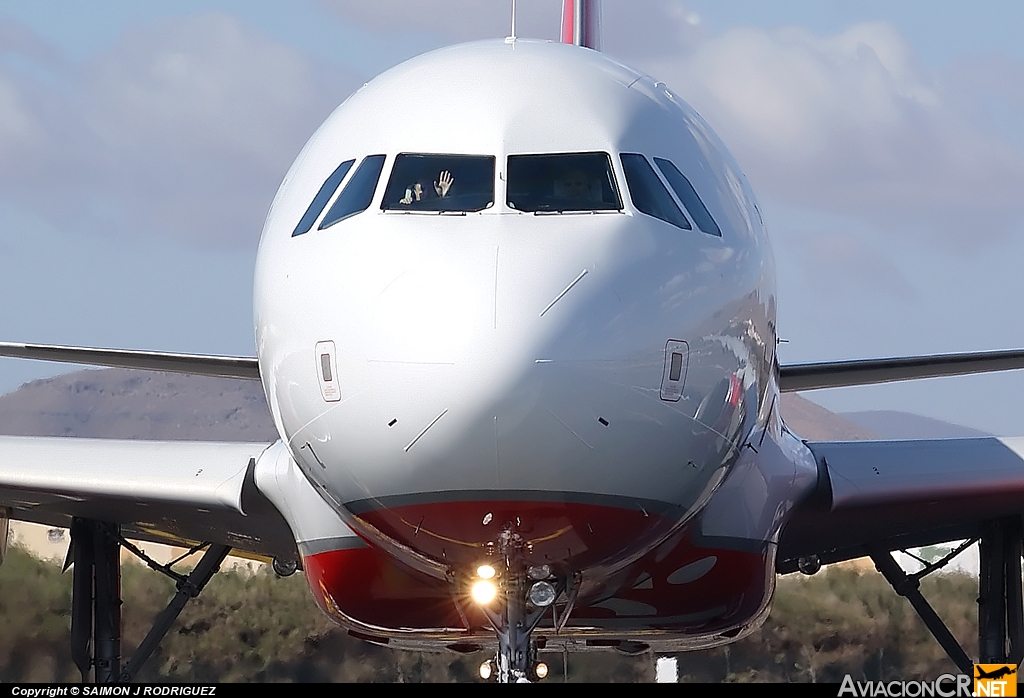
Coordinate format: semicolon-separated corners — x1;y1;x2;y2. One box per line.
535;662;549;680
528;580;556;607
527;564;551;580
476;564;496;580
479;660;493;680
471;579;498;605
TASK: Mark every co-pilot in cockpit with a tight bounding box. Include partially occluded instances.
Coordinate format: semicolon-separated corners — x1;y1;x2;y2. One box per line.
506;151;621;212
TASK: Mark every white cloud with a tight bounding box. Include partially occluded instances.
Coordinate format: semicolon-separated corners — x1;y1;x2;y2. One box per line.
5;6;1023;251
0;13;356;247
600;1;705;58
637;22;1024;241
320;0;704;59
0;74;43;156
790;228;918;300
0;17;65;66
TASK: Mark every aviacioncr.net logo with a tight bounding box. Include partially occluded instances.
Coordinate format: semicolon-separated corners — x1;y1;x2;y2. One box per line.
838;674;972;697
974;664;1017;697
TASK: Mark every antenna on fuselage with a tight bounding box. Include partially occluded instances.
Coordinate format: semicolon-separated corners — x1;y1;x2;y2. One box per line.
506;0;517;43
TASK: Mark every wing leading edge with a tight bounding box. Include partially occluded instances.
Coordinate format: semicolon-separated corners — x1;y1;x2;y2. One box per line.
0;436;297;560
779;348;1024;392
0;342;260;380
778;436;1024;572
3;341;1023;389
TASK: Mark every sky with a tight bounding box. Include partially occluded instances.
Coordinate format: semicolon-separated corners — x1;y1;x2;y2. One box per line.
2;1;1024;434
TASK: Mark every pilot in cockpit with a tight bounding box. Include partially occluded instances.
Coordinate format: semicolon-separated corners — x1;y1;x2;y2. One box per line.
554;168;601;207
400;170;454;205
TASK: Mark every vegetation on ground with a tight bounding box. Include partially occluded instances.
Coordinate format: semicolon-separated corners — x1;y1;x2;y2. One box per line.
0;546;980;682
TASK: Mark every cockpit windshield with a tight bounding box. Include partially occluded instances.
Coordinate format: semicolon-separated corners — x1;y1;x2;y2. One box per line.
382;154;495;212
507;152;622;213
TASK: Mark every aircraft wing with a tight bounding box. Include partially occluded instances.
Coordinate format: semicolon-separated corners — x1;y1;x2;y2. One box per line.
0;342;260;380
0;436;298;561
779;348;1024;391
777;436;1024;572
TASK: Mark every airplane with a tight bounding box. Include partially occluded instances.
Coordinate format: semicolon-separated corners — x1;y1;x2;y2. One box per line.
975;666;1017;681
4;0;1024;683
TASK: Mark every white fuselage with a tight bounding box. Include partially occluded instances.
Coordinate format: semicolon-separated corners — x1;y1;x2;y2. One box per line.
253;40;799;617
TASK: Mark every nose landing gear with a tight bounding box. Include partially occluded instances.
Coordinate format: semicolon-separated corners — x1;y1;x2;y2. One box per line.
467;528;573;683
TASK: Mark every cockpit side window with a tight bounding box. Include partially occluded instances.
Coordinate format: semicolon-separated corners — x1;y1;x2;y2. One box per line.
292;159;355;237
506;152;622;213
381;154;495;212
653;157;722;237
620;153;691;231
319;154;386;229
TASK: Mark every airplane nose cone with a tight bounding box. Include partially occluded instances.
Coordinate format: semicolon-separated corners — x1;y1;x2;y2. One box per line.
369;259;495;365
317;230;609;493
282;218;737;576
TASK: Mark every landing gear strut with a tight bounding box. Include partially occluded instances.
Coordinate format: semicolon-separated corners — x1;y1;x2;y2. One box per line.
70;519;122;682
869;516;1024;674
68;517;230;683
977;519;1024;664
474;529;569;683
487;568;543;682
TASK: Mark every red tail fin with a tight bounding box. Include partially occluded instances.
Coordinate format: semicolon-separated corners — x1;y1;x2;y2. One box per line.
560;0;602;50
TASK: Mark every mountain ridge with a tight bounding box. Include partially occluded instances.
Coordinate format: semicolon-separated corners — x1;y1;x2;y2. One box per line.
0;368;890;443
